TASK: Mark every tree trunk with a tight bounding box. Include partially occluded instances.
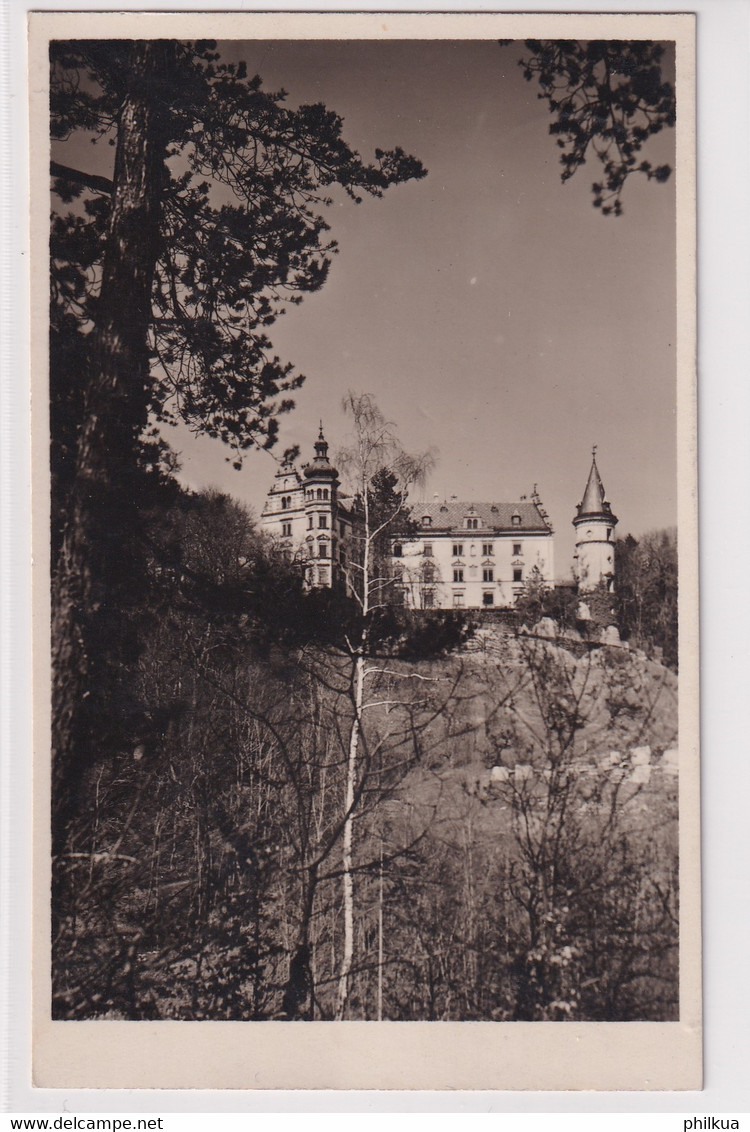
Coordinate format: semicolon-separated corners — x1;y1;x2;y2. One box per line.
335;651;365;1019
282;864;318;1019
335;475;372;1020
51;41;174;856
377;840;384;1021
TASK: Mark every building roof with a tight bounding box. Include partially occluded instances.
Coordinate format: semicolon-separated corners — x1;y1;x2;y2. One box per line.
409;500;552;534
575;453;617;523
303;423;338;481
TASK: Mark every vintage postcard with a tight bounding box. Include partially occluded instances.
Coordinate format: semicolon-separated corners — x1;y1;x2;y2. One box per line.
30;9;699;1090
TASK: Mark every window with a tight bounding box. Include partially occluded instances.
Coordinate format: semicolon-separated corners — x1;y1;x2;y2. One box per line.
422;562;435;583
282;521;292;538
423;542;433;556
483;592;494;606
318;541;328;559
340;522;346;537
453;568;464;583
322;488;329;500
452;543;464;557
606;528;612;540
482;542;493;556
512;513;521;527
423;589;435;609
422;515;432;527
465;517;479;530
307;515;314;529
483;567;494;582
318;514;328;529
281;495;290;510
513;543;522;556
393;543;403;557
316;488;323;500
318;567;329;585
452;592;465;608
513;567;523;582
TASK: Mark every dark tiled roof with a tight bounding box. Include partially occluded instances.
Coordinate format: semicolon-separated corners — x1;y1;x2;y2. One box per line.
411;500;552;533
576;457;617;523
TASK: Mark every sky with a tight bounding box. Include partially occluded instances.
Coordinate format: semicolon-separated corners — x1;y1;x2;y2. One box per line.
56;39;678;576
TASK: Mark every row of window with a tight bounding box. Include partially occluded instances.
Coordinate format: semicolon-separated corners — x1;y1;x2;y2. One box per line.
282;515;330;533
423;590;518;609
453;567;523;583
452;590;523;608
394;562;523;584
282;518;349;538
280;488;332;509
451;592;496;607
420;514;522;530
451;542;523;557
393;541;524;557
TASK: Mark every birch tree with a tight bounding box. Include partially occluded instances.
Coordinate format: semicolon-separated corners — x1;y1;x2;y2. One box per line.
332;393;434;1018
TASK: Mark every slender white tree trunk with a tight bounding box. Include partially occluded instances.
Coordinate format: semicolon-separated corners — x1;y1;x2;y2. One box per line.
377;840;384;1021
336;651;365;1019
336;477;371;1020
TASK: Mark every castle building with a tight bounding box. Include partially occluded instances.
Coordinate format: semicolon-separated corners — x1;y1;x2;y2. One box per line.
260;425;358;591
262;428;618;611
572;449;618;593
390;493;554;610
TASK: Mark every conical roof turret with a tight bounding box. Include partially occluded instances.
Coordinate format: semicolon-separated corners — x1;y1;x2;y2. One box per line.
575;448;617;524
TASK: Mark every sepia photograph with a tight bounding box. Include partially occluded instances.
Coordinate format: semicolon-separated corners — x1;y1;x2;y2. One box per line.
31;10;699;1090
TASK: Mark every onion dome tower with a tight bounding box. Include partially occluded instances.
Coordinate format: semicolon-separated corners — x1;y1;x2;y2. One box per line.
302;423;339;587
573;447;618;593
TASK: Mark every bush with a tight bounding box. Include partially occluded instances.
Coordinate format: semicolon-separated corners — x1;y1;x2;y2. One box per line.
371;607;475;658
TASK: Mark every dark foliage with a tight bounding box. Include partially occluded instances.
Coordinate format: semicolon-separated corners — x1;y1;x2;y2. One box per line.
515;39;675;214
514;566;579;632
50;39;426;460
371;607;474;659
615;529;678;669
49;40;425;858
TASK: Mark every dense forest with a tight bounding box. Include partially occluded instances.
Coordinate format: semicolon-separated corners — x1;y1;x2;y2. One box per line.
49;38;679;1022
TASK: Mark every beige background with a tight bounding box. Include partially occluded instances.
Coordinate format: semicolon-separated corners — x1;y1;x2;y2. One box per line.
30;9;699;1092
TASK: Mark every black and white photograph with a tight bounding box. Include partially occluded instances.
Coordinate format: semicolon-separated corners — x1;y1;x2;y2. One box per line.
31;10;699;1090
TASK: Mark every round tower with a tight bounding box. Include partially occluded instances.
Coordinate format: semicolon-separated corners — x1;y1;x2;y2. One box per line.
302;423;339;587
573;448;618;593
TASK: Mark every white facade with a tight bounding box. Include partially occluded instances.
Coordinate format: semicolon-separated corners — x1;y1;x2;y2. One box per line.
392;499;554;610
260;433;621;610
